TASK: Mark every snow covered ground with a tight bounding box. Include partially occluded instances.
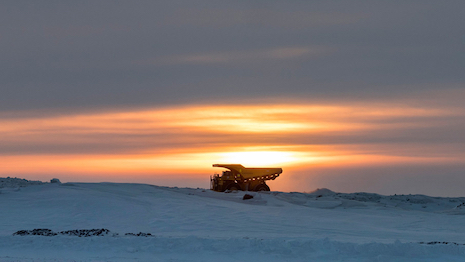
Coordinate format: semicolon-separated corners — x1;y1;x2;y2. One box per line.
1;179;465;261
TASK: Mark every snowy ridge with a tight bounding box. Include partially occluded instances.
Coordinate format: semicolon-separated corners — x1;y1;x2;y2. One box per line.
267;189;465;214
1;180;465;261
0;177;45;188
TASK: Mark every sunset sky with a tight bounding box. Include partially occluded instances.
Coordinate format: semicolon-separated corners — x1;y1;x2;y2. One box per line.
1;1;464;196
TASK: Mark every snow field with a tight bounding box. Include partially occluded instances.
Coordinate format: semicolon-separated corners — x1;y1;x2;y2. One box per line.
1;181;465;261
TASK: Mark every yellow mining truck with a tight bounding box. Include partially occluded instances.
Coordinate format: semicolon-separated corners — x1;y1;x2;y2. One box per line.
210;164;282;192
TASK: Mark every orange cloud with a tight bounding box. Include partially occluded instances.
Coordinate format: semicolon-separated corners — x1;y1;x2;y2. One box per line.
1;101;463;188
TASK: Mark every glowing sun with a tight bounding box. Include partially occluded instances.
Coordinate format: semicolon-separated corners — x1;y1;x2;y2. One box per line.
217;151;297;167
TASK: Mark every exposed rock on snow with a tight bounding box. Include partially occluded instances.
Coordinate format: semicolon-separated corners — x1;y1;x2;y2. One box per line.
59;229;111;237
13;228;111;237
243;194;254;200
124;232;153;237
13;229;57;236
13;228;154;237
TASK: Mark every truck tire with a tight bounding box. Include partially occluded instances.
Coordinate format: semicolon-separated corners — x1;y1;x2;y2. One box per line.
226;183;241;191
254;184;270;192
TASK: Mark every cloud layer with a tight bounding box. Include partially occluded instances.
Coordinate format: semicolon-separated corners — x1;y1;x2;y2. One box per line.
2;90;464;195
1;1;464;111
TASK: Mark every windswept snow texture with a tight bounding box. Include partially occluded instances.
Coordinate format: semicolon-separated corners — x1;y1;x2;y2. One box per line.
1;181;465;261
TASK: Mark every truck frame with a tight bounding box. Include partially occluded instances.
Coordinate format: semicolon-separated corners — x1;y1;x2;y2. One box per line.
210;164;282;192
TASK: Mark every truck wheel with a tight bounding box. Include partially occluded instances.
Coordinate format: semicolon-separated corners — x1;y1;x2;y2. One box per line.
254;184;270;192
227;183;241;191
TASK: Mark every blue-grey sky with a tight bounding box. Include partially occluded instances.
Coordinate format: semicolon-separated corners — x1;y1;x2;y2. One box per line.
2;1;464;112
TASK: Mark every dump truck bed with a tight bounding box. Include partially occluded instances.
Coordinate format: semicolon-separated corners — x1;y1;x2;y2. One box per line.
212;164;282;180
